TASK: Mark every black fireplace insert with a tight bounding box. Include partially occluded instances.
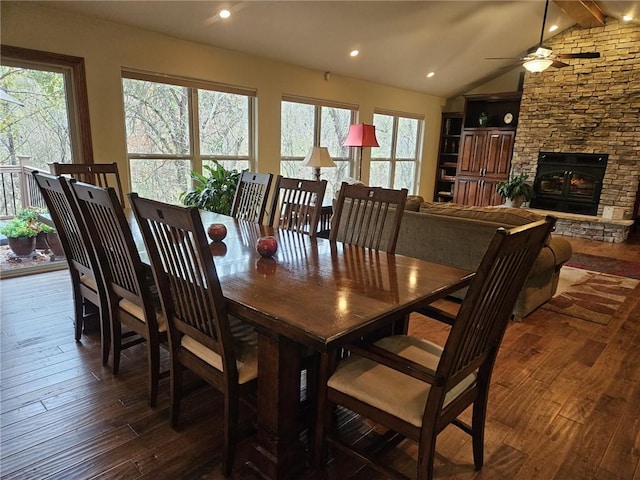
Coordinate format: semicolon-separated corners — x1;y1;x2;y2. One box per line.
531;152;608;215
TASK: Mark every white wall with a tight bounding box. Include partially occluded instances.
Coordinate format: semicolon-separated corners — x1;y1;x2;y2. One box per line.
1;2;446;200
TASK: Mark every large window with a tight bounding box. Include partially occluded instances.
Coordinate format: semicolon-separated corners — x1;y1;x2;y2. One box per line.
281;97;356;197
122;72;255;204
1;46;91;170
371;112;423;193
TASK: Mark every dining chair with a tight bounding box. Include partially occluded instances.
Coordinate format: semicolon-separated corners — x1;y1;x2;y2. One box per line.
230;171;273;223
330;182;408;253
129;193;259;477
315;216;557;480
70;181;167;407
32;172;111;364
268;176;327;235
50;162;125;204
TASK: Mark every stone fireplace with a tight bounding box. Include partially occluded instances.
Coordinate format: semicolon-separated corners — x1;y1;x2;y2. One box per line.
511;18;640;241
531;151;608;215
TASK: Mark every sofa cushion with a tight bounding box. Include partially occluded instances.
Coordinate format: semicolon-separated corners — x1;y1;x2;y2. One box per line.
419;202;544;227
405;196;424;212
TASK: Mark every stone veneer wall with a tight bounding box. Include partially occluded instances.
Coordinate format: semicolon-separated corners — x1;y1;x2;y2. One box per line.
512;18;640;219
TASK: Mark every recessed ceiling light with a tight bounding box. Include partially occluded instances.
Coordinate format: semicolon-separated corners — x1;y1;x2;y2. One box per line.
350;50;359;57
219;9;231;19
426;72;435;78
622;15;633;21
549;24;558;32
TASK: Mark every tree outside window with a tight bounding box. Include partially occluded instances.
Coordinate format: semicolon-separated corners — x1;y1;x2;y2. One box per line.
371;112;422;193
281;99;354;198
1;66;73;170
122;75;254;204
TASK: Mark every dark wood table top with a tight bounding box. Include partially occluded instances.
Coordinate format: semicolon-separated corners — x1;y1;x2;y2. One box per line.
130;210;473;352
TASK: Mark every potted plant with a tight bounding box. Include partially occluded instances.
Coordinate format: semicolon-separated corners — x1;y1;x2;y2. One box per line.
0;217;39;257
180;161;241;215
497;173;535;208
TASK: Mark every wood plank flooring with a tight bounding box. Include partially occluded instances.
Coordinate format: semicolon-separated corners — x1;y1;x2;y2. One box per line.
1;234;639;480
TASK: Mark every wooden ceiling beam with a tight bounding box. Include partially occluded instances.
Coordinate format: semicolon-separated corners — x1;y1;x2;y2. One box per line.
554;0;606;28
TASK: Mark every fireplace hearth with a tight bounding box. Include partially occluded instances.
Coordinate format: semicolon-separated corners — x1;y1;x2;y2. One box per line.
530;152;608;216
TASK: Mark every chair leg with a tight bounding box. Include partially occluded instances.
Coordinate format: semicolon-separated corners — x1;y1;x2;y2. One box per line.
72;288;83;342
111;318;122;374
147;340;160;407
417;430;437;480
223;391;239;477
471;393;488;470
170;359;183;427
100;305;111;365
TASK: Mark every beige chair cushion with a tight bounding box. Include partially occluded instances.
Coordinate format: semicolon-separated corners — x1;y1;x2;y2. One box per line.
180;316;258;385
328;335;477;428
119;298;168;333
79;274;98;291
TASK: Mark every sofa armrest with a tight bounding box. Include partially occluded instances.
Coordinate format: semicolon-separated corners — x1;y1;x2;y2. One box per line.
547;235;573;266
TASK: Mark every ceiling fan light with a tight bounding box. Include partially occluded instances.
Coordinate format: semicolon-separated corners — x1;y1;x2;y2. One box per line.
523;58;553;73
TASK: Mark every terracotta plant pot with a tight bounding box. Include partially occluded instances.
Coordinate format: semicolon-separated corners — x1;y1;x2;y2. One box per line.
504;196;524;208
45;232;66;257
35;231;49;250
8;237;37;258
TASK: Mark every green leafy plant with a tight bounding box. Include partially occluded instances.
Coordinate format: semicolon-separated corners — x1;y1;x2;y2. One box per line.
497;173;535;202
0;217;39;238
0;207;56;238
180;162;241;215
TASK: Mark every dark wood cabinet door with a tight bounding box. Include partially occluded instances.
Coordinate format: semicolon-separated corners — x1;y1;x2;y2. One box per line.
484;130;514;178
457;131;487;176
454;177;503;206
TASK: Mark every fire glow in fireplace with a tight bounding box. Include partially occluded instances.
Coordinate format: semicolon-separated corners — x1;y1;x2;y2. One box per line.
531;152;608;215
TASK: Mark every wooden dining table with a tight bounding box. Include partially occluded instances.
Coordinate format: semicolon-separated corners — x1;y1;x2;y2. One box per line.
129;209;473;480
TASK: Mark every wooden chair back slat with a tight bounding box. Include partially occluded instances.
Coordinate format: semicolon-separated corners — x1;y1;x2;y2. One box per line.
129;194;233;373
268;176;327;235
231;171;273;223
330;183;408;253
50;162;125;204
438;218;556;389
70;182;147;307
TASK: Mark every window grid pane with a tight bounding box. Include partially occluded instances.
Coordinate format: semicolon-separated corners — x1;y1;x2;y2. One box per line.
199;90;249;156
123;79;190;155
123;76;255;202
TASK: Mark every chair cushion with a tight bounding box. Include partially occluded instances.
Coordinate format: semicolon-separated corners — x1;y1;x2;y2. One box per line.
119;298;168;333
79;274;98;292
328;335;477;428
180;316;258;385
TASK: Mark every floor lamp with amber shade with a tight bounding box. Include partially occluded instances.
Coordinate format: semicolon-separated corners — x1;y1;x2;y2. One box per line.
343;124;379;181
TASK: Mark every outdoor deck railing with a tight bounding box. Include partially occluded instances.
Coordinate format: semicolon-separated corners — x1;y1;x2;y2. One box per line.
0;165;47;219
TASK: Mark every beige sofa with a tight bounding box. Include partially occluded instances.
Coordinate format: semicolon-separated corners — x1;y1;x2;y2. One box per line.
395;200;573;319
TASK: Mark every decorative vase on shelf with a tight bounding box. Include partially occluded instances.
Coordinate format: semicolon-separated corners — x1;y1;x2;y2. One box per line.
478;112;489;127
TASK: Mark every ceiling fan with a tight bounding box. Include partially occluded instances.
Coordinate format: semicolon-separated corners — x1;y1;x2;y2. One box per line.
486;0;600;72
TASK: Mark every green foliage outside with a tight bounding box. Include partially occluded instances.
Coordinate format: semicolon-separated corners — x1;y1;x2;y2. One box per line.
497;173;535;201
180;162;241;215
0;207;54;238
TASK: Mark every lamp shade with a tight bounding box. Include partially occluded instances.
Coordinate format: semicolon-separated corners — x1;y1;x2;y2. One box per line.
343;124;379;148
523;58;553;73
302;146;336;168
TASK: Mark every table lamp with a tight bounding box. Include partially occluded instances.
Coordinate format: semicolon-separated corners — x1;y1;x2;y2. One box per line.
302;146;336;181
343;123;379;180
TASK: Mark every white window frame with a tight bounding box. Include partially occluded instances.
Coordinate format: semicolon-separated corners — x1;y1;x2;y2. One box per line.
122;70;256;192
372;110;424;193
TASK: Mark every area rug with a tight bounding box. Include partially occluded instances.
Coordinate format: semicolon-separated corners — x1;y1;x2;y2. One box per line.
542;266;639;325
565;252;640;280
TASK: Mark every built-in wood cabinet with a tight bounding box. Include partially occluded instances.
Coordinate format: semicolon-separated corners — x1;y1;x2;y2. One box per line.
453;92;521;206
434;113;463;202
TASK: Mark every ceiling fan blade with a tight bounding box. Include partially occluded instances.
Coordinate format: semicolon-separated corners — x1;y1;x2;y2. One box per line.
552;60;570;68
556;52;601;59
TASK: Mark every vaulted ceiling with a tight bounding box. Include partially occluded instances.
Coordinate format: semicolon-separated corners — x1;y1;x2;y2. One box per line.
38;1;640;98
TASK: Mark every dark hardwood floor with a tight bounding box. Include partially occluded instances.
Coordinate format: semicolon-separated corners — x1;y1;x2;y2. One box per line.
1;234;639;480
